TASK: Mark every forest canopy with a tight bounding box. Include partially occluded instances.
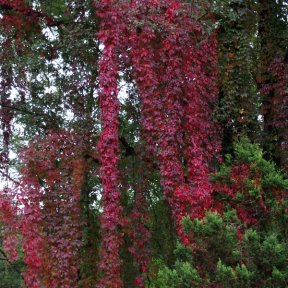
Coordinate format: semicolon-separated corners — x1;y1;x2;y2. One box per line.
0;1;287;287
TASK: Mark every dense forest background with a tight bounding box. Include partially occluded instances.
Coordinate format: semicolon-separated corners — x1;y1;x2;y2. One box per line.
0;1;287;287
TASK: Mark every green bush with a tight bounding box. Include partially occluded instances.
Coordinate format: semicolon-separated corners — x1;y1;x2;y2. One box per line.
150;139;288;287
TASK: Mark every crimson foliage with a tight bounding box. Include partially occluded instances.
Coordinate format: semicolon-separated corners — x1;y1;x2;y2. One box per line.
0;1;219;287
95;2;220;285
0;1;287;288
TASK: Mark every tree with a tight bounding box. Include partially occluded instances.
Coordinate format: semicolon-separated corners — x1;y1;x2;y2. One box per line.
258;0;288;172
0;1;287;287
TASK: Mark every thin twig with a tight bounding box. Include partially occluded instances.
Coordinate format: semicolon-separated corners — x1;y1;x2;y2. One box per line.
0;170;20;186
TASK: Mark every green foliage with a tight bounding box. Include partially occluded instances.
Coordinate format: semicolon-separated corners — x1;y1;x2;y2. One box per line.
150;138;288;287
0;260;24;288
150;259;202;288
216;260;236;287
0;225;24;288
151;212;288;287
40;0;67;19
214;0;261;151
213;137;288;211
233;137;288;190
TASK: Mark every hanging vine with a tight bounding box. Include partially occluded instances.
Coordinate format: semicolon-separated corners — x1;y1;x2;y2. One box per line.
19;130;88;288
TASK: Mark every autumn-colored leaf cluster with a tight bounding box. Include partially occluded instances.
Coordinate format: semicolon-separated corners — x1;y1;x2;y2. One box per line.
0;0;287;287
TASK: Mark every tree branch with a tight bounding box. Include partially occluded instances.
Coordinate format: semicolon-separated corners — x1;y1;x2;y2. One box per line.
0;102;55;118
0;170;20;186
